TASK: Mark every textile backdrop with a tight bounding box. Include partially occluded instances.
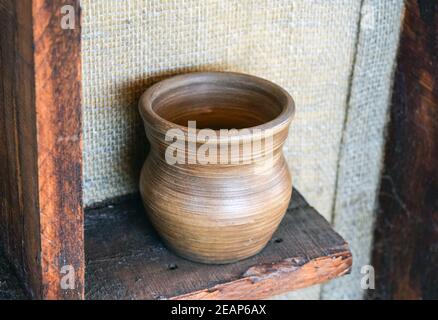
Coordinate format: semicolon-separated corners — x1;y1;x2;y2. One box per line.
81;0;404;299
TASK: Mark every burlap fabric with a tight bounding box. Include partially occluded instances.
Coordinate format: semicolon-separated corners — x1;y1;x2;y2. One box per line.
81;0;404;299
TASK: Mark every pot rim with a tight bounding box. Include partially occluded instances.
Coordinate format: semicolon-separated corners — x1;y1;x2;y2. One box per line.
139;71;295;142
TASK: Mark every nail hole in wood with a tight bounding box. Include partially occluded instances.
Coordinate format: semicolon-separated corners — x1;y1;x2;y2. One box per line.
167;263;178;270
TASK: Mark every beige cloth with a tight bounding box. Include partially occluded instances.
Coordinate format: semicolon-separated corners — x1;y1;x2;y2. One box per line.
81;0;404;299
320;0;404;299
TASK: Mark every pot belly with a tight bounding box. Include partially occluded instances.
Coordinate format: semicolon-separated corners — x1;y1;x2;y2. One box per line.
139;154;292;264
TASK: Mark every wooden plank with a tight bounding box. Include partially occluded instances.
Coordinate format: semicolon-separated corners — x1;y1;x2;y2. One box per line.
371;0;438;300
32;0;84;300
85;189;352;300
0;0;84;299
0;0;41;298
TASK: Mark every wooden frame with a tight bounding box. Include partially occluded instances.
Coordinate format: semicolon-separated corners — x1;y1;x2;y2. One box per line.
0;0;83;299
0;0;355;300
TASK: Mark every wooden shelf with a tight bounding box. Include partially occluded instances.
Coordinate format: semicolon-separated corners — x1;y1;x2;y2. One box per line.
85;189;352;300
0;188;351;300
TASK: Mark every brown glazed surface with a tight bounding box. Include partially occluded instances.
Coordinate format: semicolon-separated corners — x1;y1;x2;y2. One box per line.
139;72;295;264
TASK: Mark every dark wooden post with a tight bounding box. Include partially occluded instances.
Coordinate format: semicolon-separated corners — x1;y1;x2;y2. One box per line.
371;0;438;299
0;0;84;299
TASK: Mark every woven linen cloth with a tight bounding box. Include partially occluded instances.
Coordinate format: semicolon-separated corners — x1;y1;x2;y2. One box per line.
81;0;403;299
320;0;404;299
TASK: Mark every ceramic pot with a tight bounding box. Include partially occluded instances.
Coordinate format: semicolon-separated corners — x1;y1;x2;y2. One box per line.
139;72;295;264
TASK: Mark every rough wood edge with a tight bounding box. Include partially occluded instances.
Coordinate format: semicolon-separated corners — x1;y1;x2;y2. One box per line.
170;250;352;300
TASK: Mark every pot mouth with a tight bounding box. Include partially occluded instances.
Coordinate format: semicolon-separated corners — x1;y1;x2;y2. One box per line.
139;72;295;142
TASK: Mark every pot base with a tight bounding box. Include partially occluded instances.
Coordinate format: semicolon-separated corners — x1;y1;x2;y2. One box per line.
161;238;269;265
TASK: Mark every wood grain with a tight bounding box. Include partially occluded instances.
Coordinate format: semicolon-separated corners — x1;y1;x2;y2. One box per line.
0;0;84;299
0;0;42;299
371;0;438;300
138;72;295;264
33;0;84;300
85;190;352;300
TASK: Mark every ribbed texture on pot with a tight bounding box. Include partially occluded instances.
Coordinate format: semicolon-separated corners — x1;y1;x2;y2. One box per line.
138;72;293;263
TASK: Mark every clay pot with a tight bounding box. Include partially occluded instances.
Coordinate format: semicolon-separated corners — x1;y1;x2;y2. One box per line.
139;72;295;264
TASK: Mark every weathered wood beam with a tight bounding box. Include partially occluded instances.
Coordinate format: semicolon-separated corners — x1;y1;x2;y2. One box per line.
0;0;84;299
371;0;438;300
